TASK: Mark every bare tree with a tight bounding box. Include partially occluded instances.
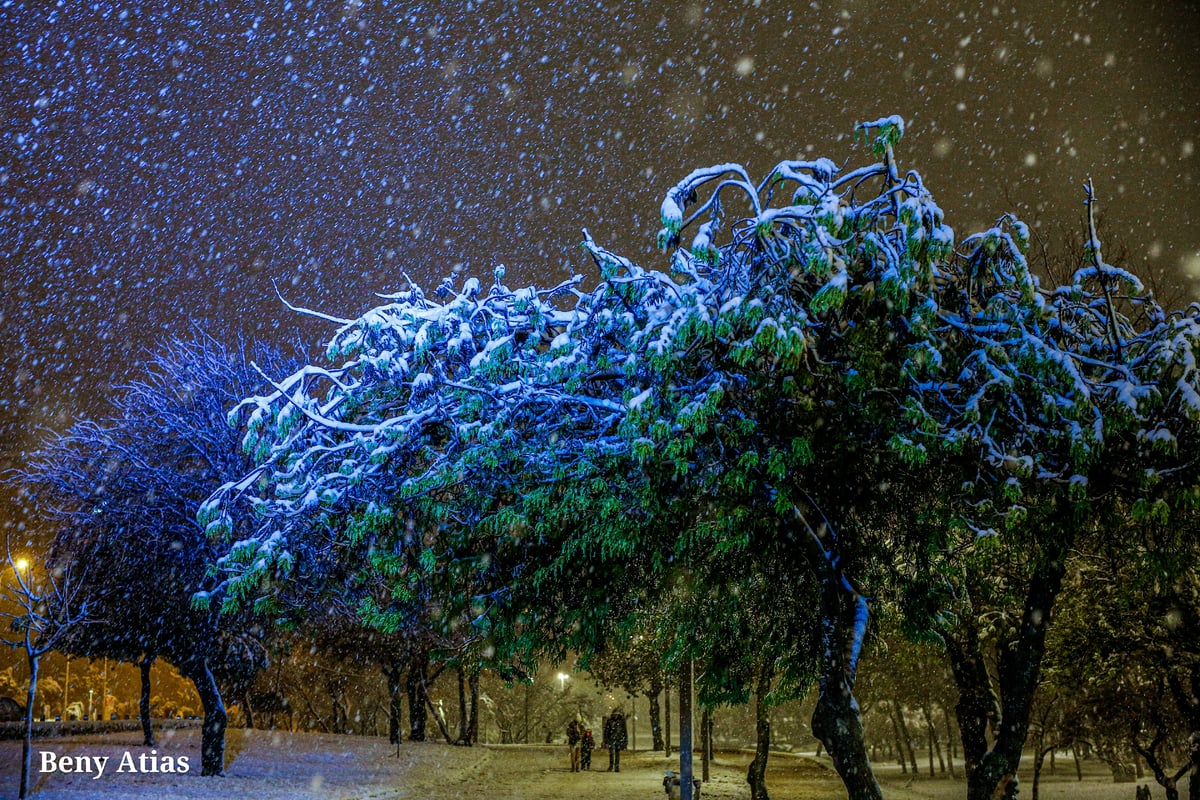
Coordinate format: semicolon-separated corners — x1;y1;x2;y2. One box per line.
0;542;89;800
17;334;292;775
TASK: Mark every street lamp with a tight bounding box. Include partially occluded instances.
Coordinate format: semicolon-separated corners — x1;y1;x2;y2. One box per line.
557;672;569;691
13;557;30;585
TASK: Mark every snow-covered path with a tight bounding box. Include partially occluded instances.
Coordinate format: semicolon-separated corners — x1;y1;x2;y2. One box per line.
4;729;1183;799
1;730;813;800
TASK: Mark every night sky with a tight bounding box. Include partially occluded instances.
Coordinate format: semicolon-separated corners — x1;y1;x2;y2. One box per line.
2;0;1198;534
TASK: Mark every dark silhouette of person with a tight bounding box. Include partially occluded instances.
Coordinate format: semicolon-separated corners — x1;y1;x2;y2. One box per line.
603;708;628;772
566;718;583;772
581;728;595;770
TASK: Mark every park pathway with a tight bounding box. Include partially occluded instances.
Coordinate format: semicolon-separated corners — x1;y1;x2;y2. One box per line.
408;744;717;800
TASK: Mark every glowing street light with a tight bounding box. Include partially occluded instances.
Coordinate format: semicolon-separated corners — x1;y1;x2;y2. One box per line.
557;672;569;691
12;557;31;588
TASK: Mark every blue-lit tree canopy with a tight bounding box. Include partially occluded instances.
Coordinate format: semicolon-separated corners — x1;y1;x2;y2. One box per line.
5;4;1200;799
198;120;1200;800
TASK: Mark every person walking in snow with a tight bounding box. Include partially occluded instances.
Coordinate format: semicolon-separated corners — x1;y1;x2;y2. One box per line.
566;717;584;772
580;728;595;770
603;708;628;772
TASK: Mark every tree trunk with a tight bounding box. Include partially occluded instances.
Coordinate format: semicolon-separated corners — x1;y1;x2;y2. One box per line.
188;660;228;776
467;671;480;746
139;655;156;747
922;703;944;775
943;705;958;779
665;680;672;756
889;704;908;773
457;666;469;744
522;682;529;743
945;614;996;782
895;702;919;774
424;689;455;744
298;687;331;732
747;665;772;800
965;547;1069;800
1031;744;1049;800
242;689;255;730
1131;715;1189;800
19;653;38;800
701;707;711;783
1166;666;1200;800
327;677;347;734
1191;732;1199;800
406;654;428;742
680;659;695;800
927;725;935;776
383;662;403;745
799;510;884;800
648;678;665;752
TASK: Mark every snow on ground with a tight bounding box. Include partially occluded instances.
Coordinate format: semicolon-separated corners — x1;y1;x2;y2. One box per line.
1;728;481;800
0;730;1188;800
3;730;744;800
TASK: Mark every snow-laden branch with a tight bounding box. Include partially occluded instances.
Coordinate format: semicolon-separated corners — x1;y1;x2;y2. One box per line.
208;117;1200;626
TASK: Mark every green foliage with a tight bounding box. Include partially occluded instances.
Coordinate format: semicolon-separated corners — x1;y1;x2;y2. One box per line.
207;116;1200;767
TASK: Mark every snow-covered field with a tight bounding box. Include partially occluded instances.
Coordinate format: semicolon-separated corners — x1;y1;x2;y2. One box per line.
0;730;1187;800
1;728;486;800
0;730;818;800
4;730;727;800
